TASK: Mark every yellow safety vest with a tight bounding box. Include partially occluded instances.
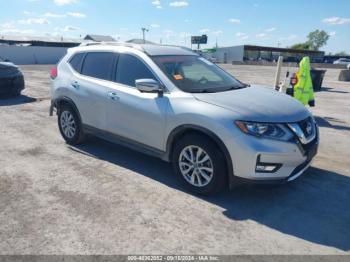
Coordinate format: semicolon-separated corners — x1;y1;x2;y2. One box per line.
294;57;314;106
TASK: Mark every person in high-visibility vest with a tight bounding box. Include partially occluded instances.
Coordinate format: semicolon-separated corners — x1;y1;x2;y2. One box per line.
293;57;315;107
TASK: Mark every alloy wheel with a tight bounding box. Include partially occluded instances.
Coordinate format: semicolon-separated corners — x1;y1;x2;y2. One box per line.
60;111;76;139
178;145;214;187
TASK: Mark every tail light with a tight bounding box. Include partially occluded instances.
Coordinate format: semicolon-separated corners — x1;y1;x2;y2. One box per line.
50;67;58;79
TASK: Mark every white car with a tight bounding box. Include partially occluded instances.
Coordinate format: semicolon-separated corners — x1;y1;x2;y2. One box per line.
333;58;350;65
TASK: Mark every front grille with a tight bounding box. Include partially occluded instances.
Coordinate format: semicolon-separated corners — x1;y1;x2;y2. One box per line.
288;117;316;145
294;126;318;156
298;117;314;139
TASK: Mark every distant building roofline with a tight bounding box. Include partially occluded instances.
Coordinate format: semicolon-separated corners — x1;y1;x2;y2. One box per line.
0;34;81;43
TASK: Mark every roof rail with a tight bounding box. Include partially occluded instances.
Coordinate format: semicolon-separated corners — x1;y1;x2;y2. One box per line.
79;41;145;52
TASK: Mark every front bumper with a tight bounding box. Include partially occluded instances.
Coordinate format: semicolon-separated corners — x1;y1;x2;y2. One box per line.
225;122;319;183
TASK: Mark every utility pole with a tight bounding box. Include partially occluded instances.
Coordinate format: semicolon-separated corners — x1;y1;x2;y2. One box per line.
141;27;149;44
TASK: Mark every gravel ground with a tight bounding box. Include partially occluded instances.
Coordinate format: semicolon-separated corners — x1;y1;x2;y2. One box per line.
0;64;349;255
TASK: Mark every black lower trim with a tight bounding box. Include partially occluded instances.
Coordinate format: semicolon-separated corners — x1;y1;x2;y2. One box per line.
83;124;168;161
232;176;289;185
233;164;310;185
287;159;311;179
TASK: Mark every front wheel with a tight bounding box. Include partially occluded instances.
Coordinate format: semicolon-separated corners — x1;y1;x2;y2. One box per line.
172;134;228;195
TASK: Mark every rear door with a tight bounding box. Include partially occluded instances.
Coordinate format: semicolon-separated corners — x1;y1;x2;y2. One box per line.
105;53;169;151
70;52;117;130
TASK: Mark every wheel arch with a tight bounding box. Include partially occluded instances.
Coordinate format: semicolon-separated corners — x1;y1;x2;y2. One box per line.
54;96;82;123
166;124;235;188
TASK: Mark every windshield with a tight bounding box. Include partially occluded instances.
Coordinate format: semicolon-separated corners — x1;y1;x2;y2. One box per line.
152;55;246;93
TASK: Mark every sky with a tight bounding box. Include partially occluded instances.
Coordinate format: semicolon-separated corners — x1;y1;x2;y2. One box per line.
0;0;349;53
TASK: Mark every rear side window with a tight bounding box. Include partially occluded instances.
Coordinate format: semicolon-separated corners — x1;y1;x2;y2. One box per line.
69;53;84;73
116;54;155;87
81;52;116;81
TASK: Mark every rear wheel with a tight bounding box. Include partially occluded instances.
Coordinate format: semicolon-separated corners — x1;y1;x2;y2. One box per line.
172;134;228;195
58;104;85;145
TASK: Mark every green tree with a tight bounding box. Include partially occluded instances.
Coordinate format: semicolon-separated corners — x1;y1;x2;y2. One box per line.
290;30;330;51
306;30;330;51
290;42;311;50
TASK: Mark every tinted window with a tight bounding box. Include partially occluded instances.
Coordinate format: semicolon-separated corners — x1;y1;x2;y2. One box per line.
69;53;84;72
116;54;155;87
81;52;116;81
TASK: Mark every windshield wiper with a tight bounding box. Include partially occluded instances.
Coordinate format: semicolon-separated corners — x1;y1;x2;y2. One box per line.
222;84;248;92
195;89;215;93
192;83;250;93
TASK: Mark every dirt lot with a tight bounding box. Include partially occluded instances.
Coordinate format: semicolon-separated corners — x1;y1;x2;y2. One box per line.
0;64;349;255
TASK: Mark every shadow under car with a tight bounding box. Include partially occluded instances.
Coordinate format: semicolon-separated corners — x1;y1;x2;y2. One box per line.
69;136;350;251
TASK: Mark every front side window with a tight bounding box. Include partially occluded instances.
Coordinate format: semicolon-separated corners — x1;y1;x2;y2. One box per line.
116;54;156;87
81;52;117;81
152;55;246;93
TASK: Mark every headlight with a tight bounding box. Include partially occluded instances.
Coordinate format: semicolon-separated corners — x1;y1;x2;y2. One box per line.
235;121;293;141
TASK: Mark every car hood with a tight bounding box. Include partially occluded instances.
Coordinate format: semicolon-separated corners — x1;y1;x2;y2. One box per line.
192;85;310;123
0;62;17;68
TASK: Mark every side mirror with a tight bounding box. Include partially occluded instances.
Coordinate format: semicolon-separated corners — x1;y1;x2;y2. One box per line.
135;79;163;96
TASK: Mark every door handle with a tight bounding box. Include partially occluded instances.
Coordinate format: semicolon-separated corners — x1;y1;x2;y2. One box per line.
71;81;80;89
107;91;120;100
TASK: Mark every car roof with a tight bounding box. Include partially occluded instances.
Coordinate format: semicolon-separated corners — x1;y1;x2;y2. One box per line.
141;44;197;56
76;42;197;57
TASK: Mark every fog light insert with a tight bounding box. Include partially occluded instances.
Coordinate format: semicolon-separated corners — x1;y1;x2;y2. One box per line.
256;155;282;173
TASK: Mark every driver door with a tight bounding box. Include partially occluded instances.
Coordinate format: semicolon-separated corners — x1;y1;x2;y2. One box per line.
105;53;169;151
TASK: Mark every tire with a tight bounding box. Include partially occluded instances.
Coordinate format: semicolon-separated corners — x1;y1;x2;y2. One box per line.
172;134;228;195
57;104;85;145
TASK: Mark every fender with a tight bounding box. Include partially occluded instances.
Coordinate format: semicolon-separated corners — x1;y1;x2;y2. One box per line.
50;96;82;123
165;124;235;188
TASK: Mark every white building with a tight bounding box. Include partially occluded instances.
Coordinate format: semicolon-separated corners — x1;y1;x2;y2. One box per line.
0;35;81;64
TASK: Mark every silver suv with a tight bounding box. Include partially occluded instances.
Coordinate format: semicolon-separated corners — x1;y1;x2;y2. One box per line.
50;43;318;195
